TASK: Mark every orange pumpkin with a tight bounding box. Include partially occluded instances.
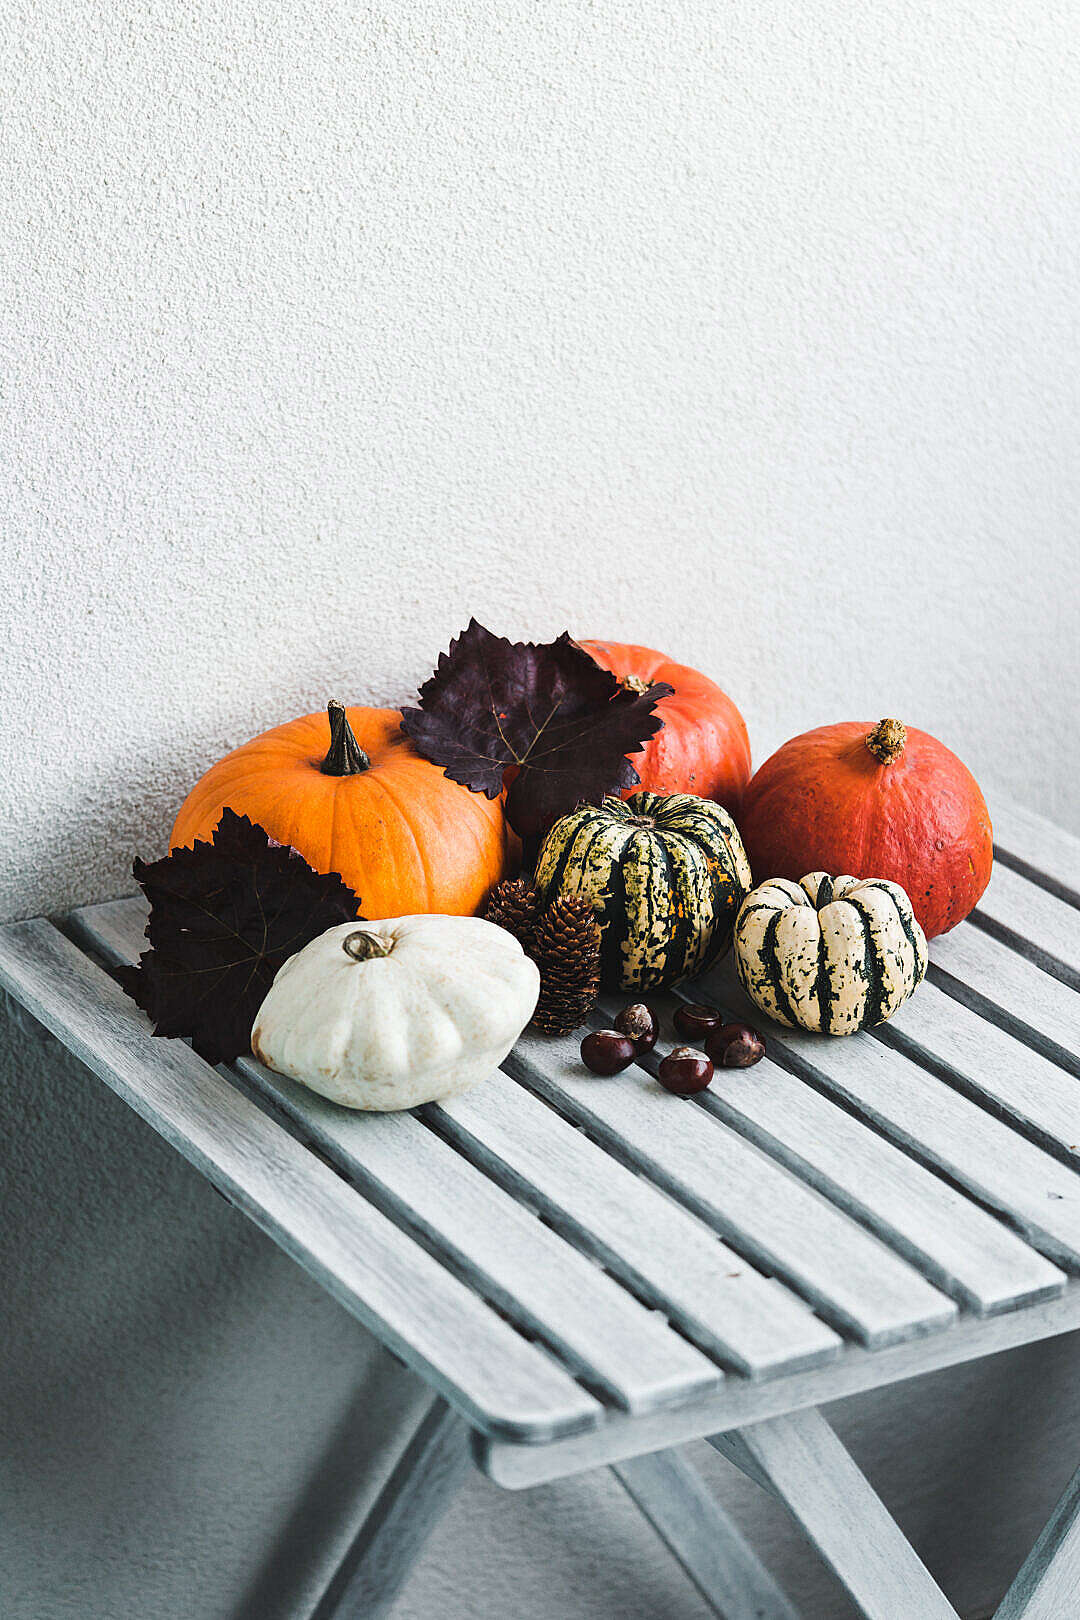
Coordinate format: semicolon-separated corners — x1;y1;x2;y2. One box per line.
580;640;752;813
737;718;993;938
171;702;515;918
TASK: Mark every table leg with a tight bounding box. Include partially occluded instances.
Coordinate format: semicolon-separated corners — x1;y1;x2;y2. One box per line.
612;1447;799;1619
308;1391;471;1620
709;1408;958;1620
994;1459;1080;1619
307;1394;1080;1620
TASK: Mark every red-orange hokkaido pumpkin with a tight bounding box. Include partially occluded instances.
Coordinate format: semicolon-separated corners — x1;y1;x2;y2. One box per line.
581;640;752;813
171;702;515;918
737;718;992;938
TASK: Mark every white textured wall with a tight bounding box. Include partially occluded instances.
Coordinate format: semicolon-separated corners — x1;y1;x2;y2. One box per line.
2;3;1079;1617
3;0;1079;924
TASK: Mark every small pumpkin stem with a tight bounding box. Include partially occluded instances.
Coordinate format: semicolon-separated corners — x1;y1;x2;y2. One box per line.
622;674;650;696
865;718;907;765
322;701;371;776
342;929;392;961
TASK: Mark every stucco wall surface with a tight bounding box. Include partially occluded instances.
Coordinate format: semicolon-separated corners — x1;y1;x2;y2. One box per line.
1;2;1078;1617
3;0;1079;927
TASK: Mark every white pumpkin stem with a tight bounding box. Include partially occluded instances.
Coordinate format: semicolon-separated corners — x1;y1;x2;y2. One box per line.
322;701;371;776
342;929;392;961
865;717;907;765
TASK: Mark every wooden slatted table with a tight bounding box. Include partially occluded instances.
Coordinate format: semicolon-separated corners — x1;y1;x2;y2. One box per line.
1;791;1078;1620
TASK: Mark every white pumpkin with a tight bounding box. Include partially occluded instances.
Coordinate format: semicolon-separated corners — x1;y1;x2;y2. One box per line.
251;915;540;1110
734;872;928;1035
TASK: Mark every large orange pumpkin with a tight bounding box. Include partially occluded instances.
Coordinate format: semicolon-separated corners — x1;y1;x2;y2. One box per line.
171;702;515;918
737;718;993;938
580;639;752;813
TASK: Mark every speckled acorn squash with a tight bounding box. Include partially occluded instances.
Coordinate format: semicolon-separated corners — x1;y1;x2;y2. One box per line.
533;792;751;991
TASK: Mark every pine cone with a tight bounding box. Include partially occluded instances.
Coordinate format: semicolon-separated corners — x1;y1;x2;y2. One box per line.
531;896;602;1035
484;878;540;953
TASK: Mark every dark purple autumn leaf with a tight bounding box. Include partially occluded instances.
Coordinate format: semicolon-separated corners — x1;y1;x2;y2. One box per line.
400;620;672;837
113;809;361;1065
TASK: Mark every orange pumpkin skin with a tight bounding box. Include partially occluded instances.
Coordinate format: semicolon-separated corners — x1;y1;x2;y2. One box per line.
737;721;993;938
170;706;515;918
580;640;752;814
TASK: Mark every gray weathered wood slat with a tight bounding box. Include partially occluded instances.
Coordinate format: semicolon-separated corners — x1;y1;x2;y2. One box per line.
0;918;600;1444
994;1458;1080;1620
636;993;1065;1316
883;978;1080;1164
975;861;1080;982
500;1029;956;1348
237;1063;721;1415
480;1280;1080;1489
708;1409;957;1620
72;898;722;1417
1;984;61;1045
990;789;1080;906
611;1449;800;1620
434;1068;842;1378
705;958;1080;1271
930;919;1079;1075
310;1393;471;1620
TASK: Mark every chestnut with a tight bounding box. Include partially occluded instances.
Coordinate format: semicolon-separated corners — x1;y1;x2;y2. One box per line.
613;1002;660;1052
657;1046;714;1096
705;1021;766;1069
580;1029;638;1075
673;1002;722;1040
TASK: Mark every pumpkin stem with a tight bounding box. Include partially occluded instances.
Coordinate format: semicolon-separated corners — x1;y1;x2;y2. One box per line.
865;718;907;765
321;701;371;776
342;929;392;961
622;674;650;696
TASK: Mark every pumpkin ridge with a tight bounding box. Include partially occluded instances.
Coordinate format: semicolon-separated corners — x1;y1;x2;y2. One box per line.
761;909;798;1027
813;925;832;1035
693;847;730;979
601;831;633;986
851;898;886;1028
634;829;667;978
367;771;433;913
454;777;502;900
326;769;347;892
734;900;781;926
701;862;737;976
564;814;619;902
653;831;685;983
701;814;741;895
661;828;710;979
869;880;928;985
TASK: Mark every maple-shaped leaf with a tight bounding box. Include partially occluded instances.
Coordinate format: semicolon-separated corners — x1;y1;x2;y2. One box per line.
114;809;361;1065
400;620;673;837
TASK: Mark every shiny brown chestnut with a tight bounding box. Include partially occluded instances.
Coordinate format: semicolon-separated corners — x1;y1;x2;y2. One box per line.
706;1021;766;1068
580;1029;638;1075
657;1046;714;1095
613;1002;659;1052
673;1002;722;1040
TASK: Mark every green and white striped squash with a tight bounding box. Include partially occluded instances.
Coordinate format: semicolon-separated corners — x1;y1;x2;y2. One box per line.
734;871;928;1035
533;791;751;991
